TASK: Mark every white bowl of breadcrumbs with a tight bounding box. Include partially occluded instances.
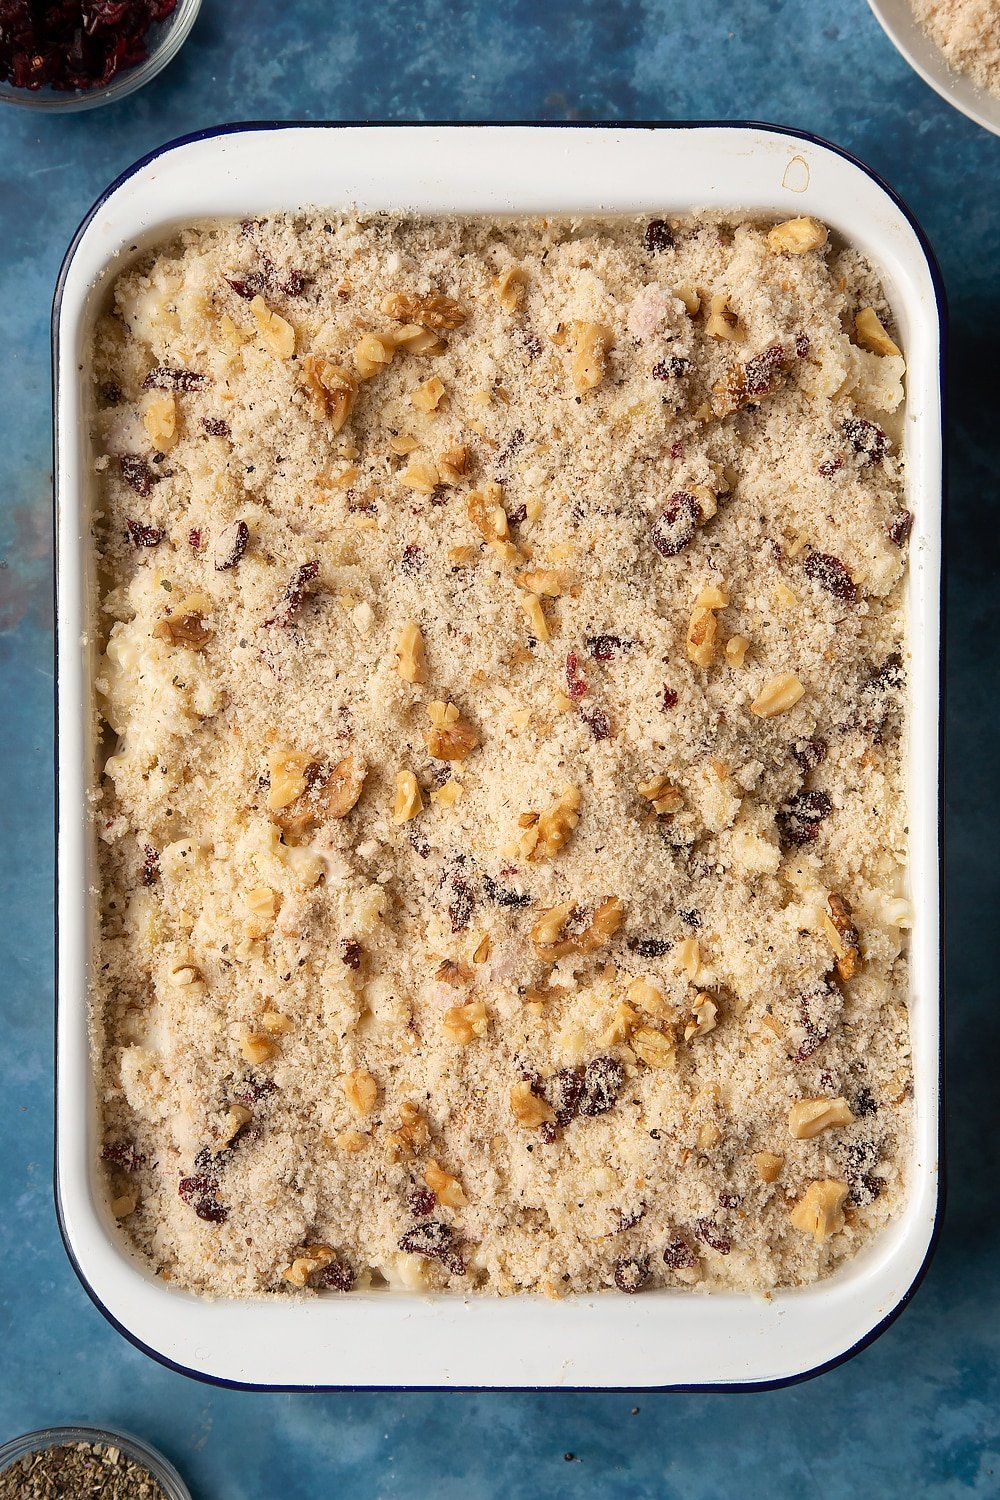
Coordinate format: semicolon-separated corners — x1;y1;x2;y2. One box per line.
870;0;1000;135
54;124;943;1391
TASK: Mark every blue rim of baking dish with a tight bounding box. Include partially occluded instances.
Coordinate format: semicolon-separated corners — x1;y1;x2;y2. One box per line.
51;118;947;1394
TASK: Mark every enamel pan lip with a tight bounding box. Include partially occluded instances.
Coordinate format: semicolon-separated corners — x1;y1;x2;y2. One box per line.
53;121;945;1392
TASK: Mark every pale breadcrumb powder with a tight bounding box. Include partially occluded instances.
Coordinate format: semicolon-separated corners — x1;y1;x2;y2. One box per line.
90;211;914;1299
911;0;1000;97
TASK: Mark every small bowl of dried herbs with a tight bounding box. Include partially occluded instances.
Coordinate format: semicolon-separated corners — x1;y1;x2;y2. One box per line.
0;1427;191;1499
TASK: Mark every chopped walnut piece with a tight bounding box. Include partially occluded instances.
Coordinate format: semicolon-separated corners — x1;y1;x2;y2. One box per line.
823;893;861;980
431;780;464;808
395;619;428;684
152;593;213;648
261;1010;294;1034
436;958;474;986
631;1026;677;1069
390;323;446;354
750;673;805;718
675;283;701;315
382;291;467;331
437;445;469;484
602;1000;641;1046
266;747;311;812
424;700;479;760
344;1068;379;1117
425;1158;467;1208
626;976;672;1021
143;392;178;450
854;306;901;357
335;1130;369;1152
755;1151;785;1183
250;295;296;359
705;293;740;341
788;1096;855;1139
392;768;424;824
443;1000;489;1045
495;267;528;311
571;320;611;393
468;483;515;547
412;376;446;411
697;1121;722;1150
725;634;750;667
519;591;550;642
766;217;829;255
300;357;358;431
789;1179;849;1242
317;755;366;821
386;1100;432;1162
510;1080;556;1128
637;774;683;816
519;567;566;596
219;1103;253;1147
519;785;582;861
684;992;718;1041
531;896;624;962
240;1031;280;1065
676;936;700;981
283;1243;335;1287
353;331;395;379
400;460;440;493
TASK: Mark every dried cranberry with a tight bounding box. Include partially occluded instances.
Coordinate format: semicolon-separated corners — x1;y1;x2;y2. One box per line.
852;1086;878;1118
662;1238;697;1270
850;1173;885;1207
858;653;904;739
398;1220;465;1275
142;367;208;392
613;1204;647;1233
795;333;810;359
650;492;700;558
0;0;178;94
102;1140;145;1172
265;560;319;627
794;986;833;1062
678;908;701;929
887;509;913;547
547;1066;585;1127
233;1075;277;1107
140;844;159;886
587;634;634;661
99;381;123;406
195;1198;229;1224
445;873;476;933
565;651;589;700
579;1056;624;1117
818;455;844;479
409;830;432;859
187;528;202;550
652;356;693;380
743;343;787;397
495;427;525;475
522;331;543;360
340;938;362;969
776;790;833;849
178;1173;217;1204
120;455;160;497
644;219;674;253
694;1217;731;1254
202;417;231;438
660;686;678;712
614;1255;650;1293
791;737;828;774
316;1260;355;1291
803;551;857;602
214;519;250;573
580;706;612;741
629;937;671;959
482;874;531;909
123;517;164;547
843;417;889;465
718;1191;741;1210
400;544;425;575
506;503;528;526
407;1186;436;1217
280;269;307;297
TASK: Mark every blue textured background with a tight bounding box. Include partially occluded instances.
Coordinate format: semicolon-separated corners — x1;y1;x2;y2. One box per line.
2;1;997;1495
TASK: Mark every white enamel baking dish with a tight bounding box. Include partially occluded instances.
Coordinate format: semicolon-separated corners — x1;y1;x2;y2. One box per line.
54;123;944;1391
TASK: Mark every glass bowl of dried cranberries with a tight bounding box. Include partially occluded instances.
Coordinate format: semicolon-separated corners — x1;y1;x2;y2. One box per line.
0;0;201;110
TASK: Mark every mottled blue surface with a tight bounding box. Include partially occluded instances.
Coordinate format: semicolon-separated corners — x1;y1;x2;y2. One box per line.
1;0;998;1494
